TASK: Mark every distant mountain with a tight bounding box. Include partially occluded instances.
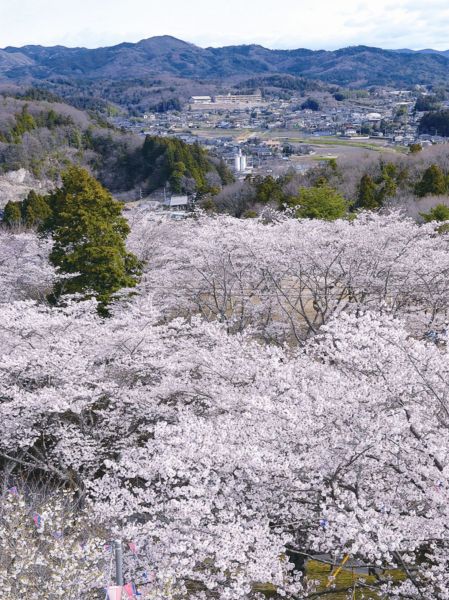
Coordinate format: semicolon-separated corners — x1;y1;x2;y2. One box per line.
417;49;449;57
393;48;449;59
2;36;449;86
0;49;34;74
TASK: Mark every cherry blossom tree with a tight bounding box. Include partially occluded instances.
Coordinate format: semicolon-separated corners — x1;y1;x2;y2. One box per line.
2;212;449;598
0;488;107;599
1;295;449;598
0;229;54;303
130;211;449;343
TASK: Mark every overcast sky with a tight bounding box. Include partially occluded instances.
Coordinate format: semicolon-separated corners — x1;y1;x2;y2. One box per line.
1;0;449;50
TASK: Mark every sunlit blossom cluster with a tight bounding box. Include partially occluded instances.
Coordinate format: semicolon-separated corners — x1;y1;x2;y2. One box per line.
1;212;449;598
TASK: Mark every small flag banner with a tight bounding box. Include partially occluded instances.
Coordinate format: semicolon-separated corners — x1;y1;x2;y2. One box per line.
128;542;138;555
33;513;43;528
124;582;138;598
52;530;63;539
106;585;123;600
319;518;328;529
7;486;18;496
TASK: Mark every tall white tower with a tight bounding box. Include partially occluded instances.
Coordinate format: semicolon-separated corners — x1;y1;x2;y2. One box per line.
234;148;242;172
234;148;247;172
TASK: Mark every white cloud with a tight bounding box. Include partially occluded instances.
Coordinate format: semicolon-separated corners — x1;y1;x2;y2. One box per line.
0;0;448;50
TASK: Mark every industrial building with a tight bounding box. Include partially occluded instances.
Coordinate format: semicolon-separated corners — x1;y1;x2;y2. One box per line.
190;96;212;104
234;148;249;173
214;91;263;104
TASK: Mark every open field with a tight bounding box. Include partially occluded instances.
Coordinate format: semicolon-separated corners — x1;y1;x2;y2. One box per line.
183;127;407;163
275;134;406;152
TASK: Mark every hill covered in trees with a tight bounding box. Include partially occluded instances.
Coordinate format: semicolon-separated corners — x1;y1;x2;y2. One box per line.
3;37;449;89
419;110;449;137
0;90;232;198
205;145;449;223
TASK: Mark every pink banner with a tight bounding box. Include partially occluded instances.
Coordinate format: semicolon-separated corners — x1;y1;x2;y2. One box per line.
123;582;136;598
107;585;123;600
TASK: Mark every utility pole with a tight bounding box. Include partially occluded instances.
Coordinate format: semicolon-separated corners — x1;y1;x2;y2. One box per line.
114;539;124;587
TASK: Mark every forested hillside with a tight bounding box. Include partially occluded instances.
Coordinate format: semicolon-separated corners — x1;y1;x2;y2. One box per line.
3;36;449;87
0;90;232;199
3;38;449;118
203;144;449;224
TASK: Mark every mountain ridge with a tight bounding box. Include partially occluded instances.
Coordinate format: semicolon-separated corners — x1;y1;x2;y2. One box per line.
2;36;449;86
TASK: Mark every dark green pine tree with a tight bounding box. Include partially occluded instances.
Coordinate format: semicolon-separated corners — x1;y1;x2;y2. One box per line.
420;203;449;222
2;201;22;226
415;164;447;197
45;166;142;312
290;185;349;221
357;174;380;210
21;190;52;227
420;203;449;233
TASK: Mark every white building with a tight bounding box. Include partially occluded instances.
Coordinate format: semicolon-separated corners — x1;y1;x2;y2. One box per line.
215;91;263;104
234;148;248;173
365;112;382;122
163;195;191;211
190;96;212;104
